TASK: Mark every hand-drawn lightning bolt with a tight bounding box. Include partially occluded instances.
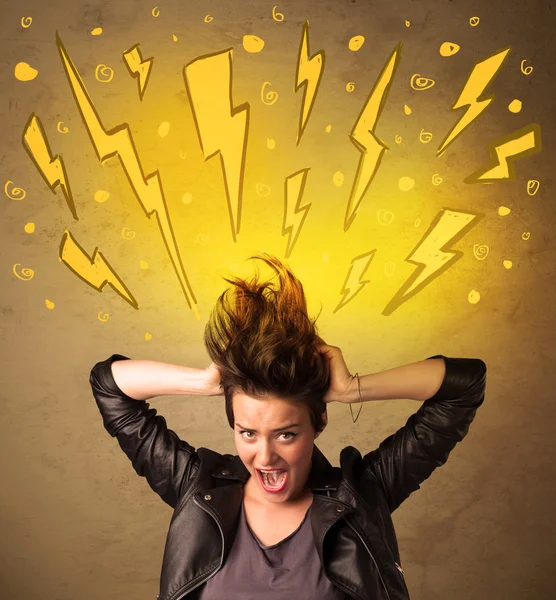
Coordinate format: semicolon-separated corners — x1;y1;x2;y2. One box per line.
184;49;249;243
294;21;325;146
22;113;77;220
437;47;511;157
123;44;154;101
464;123;541;183
282;168;311;258
60;230;138;309
333;251;376;313
345;44;402;232
56;33;198;316
382;209;483;316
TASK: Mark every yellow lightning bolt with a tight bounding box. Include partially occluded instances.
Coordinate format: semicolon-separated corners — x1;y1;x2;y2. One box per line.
464;123;541;183
56;33;198;318
333;251;376;313
22;113;77;220
345;43;402;232
184;49;249;243
123;44;154;101
60;230;138;309
382;210;483;316
437;47;511;157
282;168;311;259
294;21;325;146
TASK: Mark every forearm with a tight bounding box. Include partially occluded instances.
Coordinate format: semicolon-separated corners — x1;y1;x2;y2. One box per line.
344;358;446;403
110;359;209;401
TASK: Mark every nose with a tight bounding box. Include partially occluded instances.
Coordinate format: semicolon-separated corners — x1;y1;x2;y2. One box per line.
256;439;278;466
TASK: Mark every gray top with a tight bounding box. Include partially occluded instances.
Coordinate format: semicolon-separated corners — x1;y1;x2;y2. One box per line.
195;500;349;599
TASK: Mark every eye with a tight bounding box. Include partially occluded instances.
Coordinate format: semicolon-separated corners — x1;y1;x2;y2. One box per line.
239;430;255;439
280;432;297;441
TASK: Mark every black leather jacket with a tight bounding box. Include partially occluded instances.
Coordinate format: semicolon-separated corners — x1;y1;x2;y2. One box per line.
89;353;487;600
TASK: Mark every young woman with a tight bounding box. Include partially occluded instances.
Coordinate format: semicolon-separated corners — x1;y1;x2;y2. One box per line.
89;254;487;600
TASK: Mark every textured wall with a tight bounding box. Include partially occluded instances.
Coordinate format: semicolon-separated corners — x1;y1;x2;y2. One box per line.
1;0;555;598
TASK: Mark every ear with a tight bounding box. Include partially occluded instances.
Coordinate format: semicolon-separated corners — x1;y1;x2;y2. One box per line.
314;410;328;438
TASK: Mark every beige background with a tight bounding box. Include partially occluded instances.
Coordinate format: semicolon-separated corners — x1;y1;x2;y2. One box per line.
2;0;556;598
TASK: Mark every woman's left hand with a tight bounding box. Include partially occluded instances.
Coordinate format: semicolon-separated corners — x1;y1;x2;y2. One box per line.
316;336;354;404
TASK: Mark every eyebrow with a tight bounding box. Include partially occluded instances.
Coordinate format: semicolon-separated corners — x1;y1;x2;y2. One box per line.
235;423;301;433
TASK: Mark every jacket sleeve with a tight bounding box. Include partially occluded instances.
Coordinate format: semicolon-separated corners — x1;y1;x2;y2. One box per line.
362;355;487;513
89;354;200;509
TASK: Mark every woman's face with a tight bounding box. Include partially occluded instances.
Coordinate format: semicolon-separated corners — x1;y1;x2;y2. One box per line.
232;391;327;504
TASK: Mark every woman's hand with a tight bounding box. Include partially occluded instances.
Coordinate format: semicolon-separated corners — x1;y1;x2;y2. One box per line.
316;336;354;404
204;362;223;396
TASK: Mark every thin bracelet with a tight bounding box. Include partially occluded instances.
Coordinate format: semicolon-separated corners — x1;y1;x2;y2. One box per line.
349;372;362;423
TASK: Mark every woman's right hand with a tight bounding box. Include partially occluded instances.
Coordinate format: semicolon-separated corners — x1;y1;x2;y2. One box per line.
204;362;223;396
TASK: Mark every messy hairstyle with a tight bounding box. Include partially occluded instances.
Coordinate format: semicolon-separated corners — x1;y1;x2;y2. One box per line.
204;254;330;432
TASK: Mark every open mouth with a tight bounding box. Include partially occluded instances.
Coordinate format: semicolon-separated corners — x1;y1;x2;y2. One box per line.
257;469;288;492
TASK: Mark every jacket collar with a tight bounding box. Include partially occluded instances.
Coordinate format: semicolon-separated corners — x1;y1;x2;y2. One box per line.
211;443;342;492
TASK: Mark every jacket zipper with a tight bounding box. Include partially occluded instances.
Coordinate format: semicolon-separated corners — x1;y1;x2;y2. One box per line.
345;519;391;600
164;496;225;600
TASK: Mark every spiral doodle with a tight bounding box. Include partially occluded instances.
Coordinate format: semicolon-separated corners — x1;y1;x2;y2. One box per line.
204;14;213;23
57;121;69;133
395;135;402;144
520;60;533;75
522;231;530;241
196;233;210;244
384;262;396;277
95;64;114;83
469;16;480;27
432;173;443;186
4;180;27;200
346;82;355;92
261;82;278;105
121;227;136;240
527;180;540;196
256;183;271;197
414;218;421;227
420;129;433;143
21;17;32;28
97;311;110;322
152;6;160;17
13;264;34;280
410;74;435;90
272;6;284;21
377;209;394;226
473;244;489;260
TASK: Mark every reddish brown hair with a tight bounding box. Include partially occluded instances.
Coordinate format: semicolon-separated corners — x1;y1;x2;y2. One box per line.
204;254;329;432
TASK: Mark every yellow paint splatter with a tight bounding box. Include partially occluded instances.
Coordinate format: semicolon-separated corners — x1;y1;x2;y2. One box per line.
24;222;35;233
243;35;265;53
182;192;193;204
468;290;481;304
508;99;522;113
404;104;412;115
439;42;460;57
498;206;511;216
398;177;415;191
91;27;103;36
267;138;276;149
45;299;55;309
348;36;365;51
503;260;513;269
15;62;38;81
325;124;332;133
145;332;152;340
94;190;110;203
333;171;344;187
172;34;178;42
140;260;149;270
405;20;411;27
158;121;170;138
